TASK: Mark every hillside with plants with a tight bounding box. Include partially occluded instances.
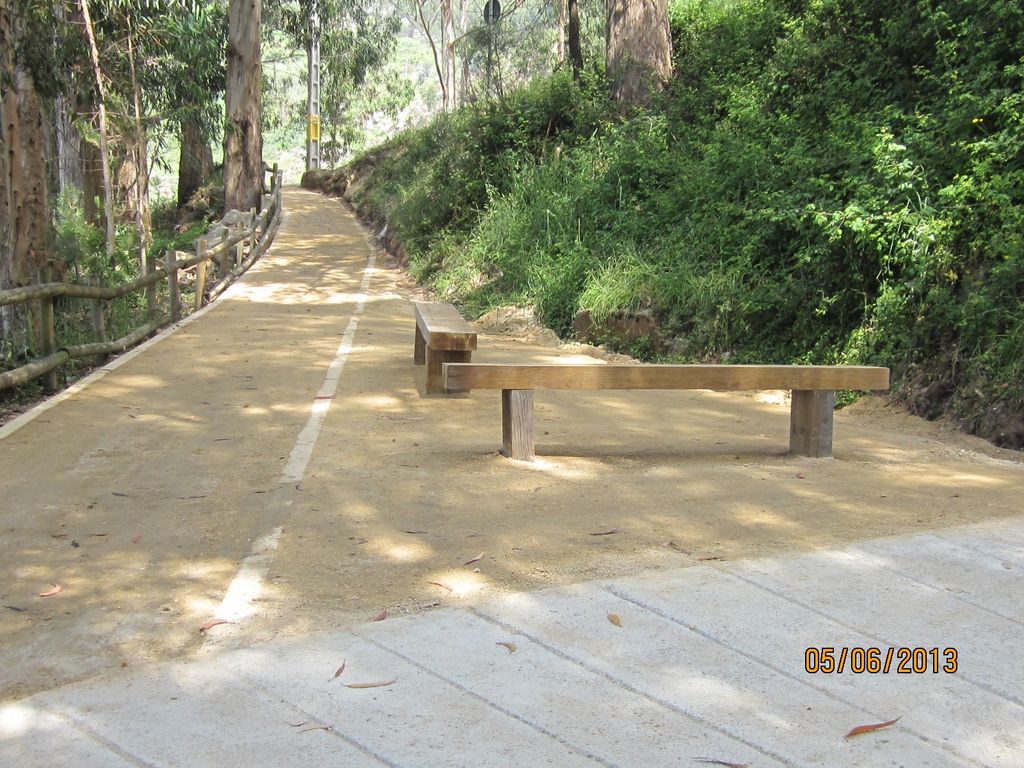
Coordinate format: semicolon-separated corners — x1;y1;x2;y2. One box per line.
305;0;1024;448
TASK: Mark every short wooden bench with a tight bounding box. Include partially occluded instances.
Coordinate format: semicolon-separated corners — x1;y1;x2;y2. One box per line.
413;302;478;394
442;363;890;461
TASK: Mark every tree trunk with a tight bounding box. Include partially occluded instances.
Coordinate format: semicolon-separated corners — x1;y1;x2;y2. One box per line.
441;0;456;111
567;0;583;84
79;0;116;260
414;0;447;111
606;0;672;106
55;94;85;198
53;1;83;200
1;2;52;351
126;28;151;276
224;0;263;213
178;119;213;208
554;0;567;64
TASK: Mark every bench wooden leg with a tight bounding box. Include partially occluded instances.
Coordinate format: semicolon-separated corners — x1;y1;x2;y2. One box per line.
414;324;426;365
426;348;472;394
501;389;534;461
790;389;835;457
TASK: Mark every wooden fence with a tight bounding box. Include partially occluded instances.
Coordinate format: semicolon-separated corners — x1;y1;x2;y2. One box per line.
0;168;285;392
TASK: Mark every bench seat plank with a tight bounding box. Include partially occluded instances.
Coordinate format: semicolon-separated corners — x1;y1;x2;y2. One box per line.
444;364;889;393
414;302;478;352
413;302;478;394
443;362;889;461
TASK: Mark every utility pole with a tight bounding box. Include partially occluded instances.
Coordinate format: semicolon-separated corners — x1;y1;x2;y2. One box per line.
306;0;321;171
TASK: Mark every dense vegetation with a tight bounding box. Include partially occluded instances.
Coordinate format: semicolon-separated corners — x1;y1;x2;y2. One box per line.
308;0;1024;447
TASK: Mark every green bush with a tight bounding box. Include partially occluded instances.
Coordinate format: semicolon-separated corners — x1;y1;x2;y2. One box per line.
343;0;1024;447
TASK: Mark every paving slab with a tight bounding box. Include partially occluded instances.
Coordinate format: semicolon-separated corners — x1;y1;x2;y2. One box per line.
2;518;1022;767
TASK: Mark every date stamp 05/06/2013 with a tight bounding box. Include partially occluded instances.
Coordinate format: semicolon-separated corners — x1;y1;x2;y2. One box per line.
804;646;959;674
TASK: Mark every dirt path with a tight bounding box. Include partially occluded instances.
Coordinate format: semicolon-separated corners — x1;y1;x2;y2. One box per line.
2;188;1021;701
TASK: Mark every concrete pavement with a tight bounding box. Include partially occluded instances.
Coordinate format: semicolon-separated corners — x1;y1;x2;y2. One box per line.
3;515;1022;767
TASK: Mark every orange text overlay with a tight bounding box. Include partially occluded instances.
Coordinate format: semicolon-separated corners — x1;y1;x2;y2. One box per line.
804;646;958;674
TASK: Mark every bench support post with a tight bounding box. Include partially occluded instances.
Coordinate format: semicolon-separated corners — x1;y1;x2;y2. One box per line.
789;389;834;457
502;389;534;461
413;324;426;365
427;349;471;394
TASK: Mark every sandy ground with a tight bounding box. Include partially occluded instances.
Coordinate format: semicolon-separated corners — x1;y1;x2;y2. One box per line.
1;187;1021;702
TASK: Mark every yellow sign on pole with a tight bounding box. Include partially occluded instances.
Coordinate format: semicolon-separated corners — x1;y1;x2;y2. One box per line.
307;115;320;142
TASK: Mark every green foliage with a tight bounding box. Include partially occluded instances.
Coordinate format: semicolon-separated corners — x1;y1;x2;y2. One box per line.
347;0;1024;447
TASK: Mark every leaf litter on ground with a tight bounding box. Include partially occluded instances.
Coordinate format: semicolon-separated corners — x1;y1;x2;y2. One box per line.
198;618;233;632
845;716;901;739
343;678;398;689
331;660;347;681
607;612;623;627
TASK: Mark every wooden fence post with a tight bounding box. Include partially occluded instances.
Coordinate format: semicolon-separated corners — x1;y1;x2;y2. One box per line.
195;238;208;311
217;229;229;279
39;265;59;392
145;250;157;321
88;276;107;364
165;249;180;323
249;207;257;257
271;162;279;192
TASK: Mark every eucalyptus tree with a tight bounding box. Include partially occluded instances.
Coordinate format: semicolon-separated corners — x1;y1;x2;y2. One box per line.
225;0;263;212
605;0;672;106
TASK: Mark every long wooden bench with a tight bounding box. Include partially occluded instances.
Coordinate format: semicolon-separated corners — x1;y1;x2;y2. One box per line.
413;302;478;394
442;363;890;461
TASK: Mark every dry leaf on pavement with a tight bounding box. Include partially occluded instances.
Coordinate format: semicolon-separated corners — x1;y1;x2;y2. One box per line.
607;612;623;627
845;717;901;739
343;678;398;689
331;661;347;681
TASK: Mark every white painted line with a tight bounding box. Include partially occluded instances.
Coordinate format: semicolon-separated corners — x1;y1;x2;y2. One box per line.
208;249;377;644
213;526;284;623
278;252;376;485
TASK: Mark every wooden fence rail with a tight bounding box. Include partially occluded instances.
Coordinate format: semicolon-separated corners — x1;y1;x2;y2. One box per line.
0;168;284;393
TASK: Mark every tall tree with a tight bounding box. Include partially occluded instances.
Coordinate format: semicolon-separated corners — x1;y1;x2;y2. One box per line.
225;0;264;213
567;0;582;83
606;0;672;106
79;0;116;259
440;0;456;110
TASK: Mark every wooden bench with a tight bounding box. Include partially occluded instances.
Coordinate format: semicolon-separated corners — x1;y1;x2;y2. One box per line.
413;302;478;394
442;363;890;461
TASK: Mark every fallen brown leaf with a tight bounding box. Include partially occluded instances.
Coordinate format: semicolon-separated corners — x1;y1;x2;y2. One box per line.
372;609;388;622
607;612;623;627
463;552;485;566
38;584;63;598
845;717;901;740
402;529;429;535
343;678;397;689
697;556;723;562
694;759;749;768
331;661;347;681
667;541;691;554
589;528;621;536
426;581;454;593
496;642;517;653
198;618;233;632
